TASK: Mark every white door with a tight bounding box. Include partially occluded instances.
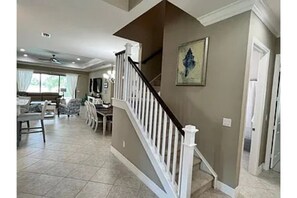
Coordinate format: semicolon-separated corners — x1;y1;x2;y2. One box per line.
248;47;270;175
270;78;281;168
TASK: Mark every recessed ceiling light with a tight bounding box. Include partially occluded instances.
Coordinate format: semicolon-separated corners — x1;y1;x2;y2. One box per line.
72;62;75;64
77;58;80;61
20;48;25;52
41;32;51;38
23;54;28;57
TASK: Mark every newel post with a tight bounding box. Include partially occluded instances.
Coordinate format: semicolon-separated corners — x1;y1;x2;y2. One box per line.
123;43;132;100
180;125;198;198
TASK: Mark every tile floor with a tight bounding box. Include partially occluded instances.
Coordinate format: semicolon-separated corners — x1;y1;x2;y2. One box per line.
237;151;280;197
17;111;224;198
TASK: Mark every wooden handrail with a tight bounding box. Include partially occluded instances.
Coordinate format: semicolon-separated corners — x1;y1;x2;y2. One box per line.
128;57;184;136
115;50;125;56
142;48;162;64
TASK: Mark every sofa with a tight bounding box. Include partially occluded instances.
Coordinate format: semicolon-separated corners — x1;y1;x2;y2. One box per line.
17;92;61;107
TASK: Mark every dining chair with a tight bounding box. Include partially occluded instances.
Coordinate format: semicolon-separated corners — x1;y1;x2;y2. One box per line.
18;96;32;129
89;102;102;132
17;101;48;146
85;101;92;126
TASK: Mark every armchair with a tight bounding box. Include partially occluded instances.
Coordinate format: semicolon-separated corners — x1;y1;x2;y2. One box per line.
58;98;82;117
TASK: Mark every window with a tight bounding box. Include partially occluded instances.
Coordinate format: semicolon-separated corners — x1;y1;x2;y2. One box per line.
27;73;66;93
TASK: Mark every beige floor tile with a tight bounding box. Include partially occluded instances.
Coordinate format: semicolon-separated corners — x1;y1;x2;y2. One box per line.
17;157;41;172
80;155;106;167
76;181;112;198
45;162;78;177
67;164;100;181
22;159;57;174
137;184;158;198
17;192;44;198
114;173;142;190
199;189;231;198
90;167;122;185
64;153;91;164
17;172;63;196
107;185;139;198
45;178;86;198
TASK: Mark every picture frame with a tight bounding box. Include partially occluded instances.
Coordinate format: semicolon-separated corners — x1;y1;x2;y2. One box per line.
176;37;209;86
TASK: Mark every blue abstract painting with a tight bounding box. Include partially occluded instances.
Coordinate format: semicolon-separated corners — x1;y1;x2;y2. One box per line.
177;37;209;86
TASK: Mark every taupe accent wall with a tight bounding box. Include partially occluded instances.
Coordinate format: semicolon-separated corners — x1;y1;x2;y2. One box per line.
160;3;251;188
114;1;165;81
17;63;89;98
111;107;164;190
89;68;114;103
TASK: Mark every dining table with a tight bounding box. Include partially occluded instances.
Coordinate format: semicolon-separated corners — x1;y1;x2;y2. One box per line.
95;105;113;135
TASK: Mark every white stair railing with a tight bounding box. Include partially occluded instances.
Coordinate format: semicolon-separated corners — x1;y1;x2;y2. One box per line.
114;44;198;197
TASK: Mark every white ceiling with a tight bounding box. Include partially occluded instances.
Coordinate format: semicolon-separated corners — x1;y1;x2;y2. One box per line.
17;0;280;71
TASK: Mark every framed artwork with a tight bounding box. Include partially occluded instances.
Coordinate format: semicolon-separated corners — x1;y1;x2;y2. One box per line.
176;37;209;86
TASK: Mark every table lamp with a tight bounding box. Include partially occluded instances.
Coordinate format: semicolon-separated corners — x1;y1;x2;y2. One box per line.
60;88;67;98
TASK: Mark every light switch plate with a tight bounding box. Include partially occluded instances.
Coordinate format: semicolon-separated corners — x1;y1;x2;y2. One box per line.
223;118;232;127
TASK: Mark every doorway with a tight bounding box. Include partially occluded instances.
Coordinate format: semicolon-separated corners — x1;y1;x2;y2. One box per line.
241;38;270;175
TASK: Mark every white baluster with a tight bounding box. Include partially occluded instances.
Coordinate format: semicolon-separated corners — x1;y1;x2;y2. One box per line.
141;82;146;127
152;98;158;148
180;125;198;198
138;80;143;120
178;135;184;195
145;88;150;135
148;93;154;142
161;114;167;163
157;104;162;154
135;75;140;115
172;127;179;184
166;120;173;174
131;69;136;111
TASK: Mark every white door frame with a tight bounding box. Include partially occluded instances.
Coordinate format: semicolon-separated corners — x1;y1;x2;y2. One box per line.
264;54;280;170
245;38;270;175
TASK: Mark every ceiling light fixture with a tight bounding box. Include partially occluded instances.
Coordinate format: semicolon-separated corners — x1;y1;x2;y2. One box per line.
77;58;80;61
72;62;75;64
20;48;25;52
41;32;51;38
23;54;28;57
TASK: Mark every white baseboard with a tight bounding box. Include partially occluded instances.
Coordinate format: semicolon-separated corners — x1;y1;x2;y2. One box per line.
110;146;167;198
217;180;236;198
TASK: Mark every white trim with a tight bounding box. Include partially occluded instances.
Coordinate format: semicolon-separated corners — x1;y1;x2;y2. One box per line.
217;180;236;198
112;98;177;198
264;54;280;170
247;38;270;175
197;0;280;37
197;0;254;26
110;146;167;198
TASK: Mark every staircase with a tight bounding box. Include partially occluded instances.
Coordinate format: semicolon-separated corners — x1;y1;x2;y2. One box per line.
113;44;217;197
149;73;161;93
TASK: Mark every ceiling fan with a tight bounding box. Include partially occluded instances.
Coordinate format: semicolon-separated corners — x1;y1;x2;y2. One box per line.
38;54;61;64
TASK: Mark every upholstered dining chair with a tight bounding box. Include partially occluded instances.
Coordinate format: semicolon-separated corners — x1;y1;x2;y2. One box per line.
17;101;48;146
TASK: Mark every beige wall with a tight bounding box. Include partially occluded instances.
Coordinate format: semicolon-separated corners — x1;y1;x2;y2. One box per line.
160;3;251;188
241;12;277;168
111;107;164;190
89;68;114;103
17;63;89;98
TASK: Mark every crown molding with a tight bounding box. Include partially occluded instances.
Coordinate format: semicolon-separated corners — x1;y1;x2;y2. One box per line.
197;0;280;37
252;0;280;37
197;0;254;26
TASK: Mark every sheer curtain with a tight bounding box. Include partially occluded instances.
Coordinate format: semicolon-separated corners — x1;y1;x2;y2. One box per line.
66;73;78;99
17;69;33;92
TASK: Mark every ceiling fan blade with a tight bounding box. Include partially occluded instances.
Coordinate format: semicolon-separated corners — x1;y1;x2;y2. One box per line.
38;58;50;61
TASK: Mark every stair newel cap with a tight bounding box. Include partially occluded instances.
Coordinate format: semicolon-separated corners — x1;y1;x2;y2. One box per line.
125;43;132;56
183;125;199;133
